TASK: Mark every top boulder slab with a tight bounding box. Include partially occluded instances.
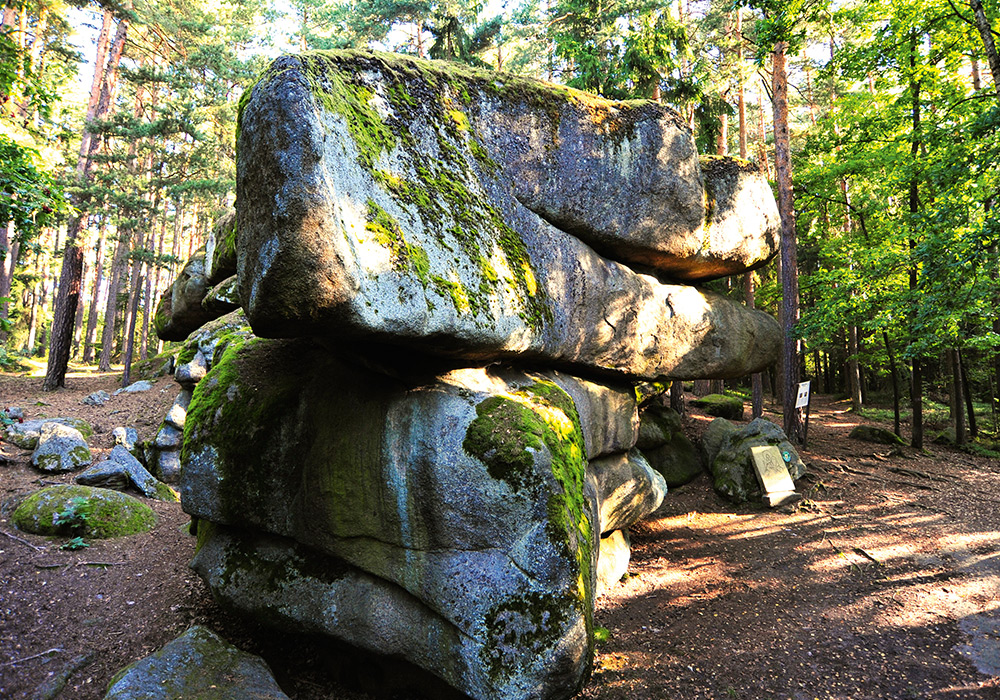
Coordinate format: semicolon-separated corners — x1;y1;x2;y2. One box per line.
236;50;780;381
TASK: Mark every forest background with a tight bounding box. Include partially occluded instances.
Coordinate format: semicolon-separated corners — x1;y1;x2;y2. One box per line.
2;0;999;451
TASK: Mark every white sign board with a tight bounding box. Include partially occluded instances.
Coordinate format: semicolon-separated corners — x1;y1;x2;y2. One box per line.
795;381;811;409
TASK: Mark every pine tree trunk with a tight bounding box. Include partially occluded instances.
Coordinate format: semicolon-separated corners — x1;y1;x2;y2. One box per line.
43;13;128;390
72;259;88;358
736;9;747;160
951;349;967;445
120;252;143;387
670;380;685;415
959;348;977;438
772;42;801;442
848;325;862;412
82;222;107;363
98;231;129;371
909;33;924;449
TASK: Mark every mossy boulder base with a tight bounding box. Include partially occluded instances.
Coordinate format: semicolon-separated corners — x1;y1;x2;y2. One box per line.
182;337;666;700
236;50;780;381
12;484;156;538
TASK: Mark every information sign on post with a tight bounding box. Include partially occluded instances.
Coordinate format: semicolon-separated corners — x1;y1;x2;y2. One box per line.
795;380;812;447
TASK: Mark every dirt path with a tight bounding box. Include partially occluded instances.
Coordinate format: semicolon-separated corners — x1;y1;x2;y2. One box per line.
1;370;998;699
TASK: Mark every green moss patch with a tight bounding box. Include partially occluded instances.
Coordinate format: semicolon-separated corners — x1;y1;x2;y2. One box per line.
12;485;157;539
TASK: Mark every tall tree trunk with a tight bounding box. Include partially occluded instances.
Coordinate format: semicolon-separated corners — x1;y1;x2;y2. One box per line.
909;33;924;449
120;251;143;387
43;13;128;390
736;9;747;160
883;332;901;437
0;223;16;342
772;41;801;441
951;349;967;445
82;221;107;363
959;348;977;438
78;9;114;170
670;380;685;415
970;0;1000;91
848;325;862;412
757;87;770;177
745;271;764;418
72;259;88;357
98;231;129;371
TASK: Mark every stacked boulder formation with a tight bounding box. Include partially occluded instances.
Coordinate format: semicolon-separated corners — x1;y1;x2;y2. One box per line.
164;50;782;700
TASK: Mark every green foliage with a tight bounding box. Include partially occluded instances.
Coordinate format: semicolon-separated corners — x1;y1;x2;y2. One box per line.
54;496;92;537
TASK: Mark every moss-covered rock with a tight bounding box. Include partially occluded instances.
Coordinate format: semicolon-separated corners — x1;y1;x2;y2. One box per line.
636;405;683;450
154;246;218;342
105;625;288;699
850;425;905;445
12;485;157;538
204;210;237;286
641;434;703;487
704;418;805;504
691;393;745;420
5;417;93;450
182;337;601;700
236;49;781;381
31;422;91;473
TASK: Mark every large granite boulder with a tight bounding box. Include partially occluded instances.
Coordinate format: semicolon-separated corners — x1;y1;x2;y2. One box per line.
235;50;780;381
204;210;238;286
4;416;93;450
182;336;664;700
153;246;216;341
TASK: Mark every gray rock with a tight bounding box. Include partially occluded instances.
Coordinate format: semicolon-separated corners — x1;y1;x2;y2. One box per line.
549;371;638;459
31;422;91;473
596;530;630;597
76;446;178;502
588;450;666;535
115;379;155;395
700;417;738;466
156;449;182;484
236;51;780;381
112;426;140;455
175;351;208;390
5;417;93;450
636;405;682;450
849;425;905;445
202;274;241;317
204;210;238;286
153;247;218;342
5;406;24;420
154;424;183;450
82;390;110;406
182;338;602;700
104;625;288;700
641;434;702;487
164;391;192;430
705;418;805;504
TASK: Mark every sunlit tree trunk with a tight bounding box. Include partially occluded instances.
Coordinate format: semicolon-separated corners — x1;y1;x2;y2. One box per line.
82;221;107;363
772;41;801;441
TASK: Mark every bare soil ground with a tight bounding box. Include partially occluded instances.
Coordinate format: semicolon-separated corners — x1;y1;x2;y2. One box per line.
1;365;998;700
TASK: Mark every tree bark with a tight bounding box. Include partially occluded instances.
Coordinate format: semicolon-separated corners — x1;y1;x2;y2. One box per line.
883;332;901;437
908;32;924;449
43;13;128;390
772;41;801;442
951;348;967;445
959;348;977;438
120;248;143;387
970;0;1000;91
848;324;862;412
82;221;107;363
736;9;747;160
670;380;685;415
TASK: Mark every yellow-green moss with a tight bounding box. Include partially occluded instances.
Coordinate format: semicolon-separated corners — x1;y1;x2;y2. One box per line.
12;485;157;539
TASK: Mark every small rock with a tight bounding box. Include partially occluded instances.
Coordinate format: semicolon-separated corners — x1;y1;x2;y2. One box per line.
850;425;905;445
5;406;24;420
31;422;92;473
104;626;289;700
76;446;178;502
156;450;182;483
175;350;208;390
5;417;94;450
597;530;631;597
82;390;111;406
112;427;140;455
114;380;155;396
154;424;183;450
163;391;192;430
691;393;745;420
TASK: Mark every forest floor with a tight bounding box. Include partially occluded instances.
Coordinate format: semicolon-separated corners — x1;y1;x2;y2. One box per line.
1;364;999;700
